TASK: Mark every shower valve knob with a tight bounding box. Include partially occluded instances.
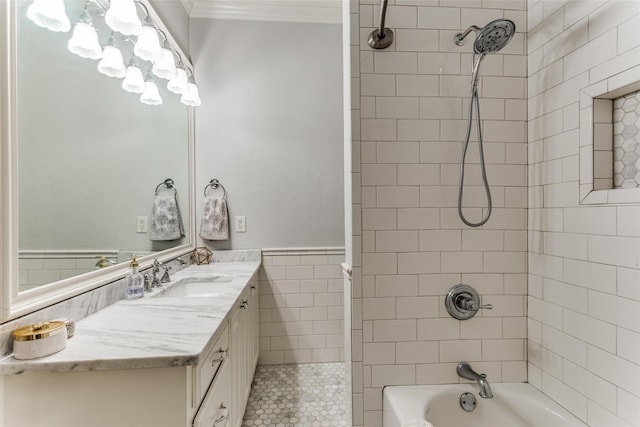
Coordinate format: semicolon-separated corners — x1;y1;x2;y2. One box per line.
445;284;491;320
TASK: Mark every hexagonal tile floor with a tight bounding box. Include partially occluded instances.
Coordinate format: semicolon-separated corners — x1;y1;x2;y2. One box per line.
613;90;640;188
242;363;349;427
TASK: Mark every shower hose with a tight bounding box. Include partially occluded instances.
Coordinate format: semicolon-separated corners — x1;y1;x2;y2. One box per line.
458;53;492;227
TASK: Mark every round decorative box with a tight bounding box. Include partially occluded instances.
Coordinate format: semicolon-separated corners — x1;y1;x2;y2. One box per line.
54;318;76;338
12;321;68;360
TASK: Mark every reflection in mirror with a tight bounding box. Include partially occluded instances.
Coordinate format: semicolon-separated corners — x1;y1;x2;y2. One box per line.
16;0;190;292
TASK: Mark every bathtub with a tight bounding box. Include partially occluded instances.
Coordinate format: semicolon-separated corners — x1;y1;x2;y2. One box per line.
383;383;588;427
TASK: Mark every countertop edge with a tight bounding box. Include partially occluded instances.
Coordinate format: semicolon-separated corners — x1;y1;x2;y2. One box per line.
0;260;261;375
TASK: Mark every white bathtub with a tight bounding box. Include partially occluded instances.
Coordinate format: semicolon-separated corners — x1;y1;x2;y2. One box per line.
383;383;588;427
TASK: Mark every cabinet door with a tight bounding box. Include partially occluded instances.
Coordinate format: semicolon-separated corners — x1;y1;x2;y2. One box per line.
248;279;259;376
229;298;247;427
192;361;231;427
229;282;259;427
195;324;229;403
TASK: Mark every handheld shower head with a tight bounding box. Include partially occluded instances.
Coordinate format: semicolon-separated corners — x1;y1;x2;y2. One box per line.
474;19;515;54
454;18;515;228
454;19;516;55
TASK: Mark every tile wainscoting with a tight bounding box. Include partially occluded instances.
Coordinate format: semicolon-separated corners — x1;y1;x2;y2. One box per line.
258;248;346;365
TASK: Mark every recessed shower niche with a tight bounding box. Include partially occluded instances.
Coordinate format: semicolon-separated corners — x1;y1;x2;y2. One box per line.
580;77;640;204
613;91;640;188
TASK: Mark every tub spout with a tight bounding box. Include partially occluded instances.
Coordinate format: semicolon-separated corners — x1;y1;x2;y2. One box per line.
457;362;493;398
477;374;493;399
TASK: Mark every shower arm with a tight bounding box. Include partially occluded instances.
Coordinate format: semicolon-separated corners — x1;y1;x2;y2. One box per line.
377;0;389;39
454;25;480;46
368;0;394;49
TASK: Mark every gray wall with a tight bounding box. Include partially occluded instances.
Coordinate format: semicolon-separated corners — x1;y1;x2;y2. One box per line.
190;19;344;249
149;0;191;58
17;1;190;252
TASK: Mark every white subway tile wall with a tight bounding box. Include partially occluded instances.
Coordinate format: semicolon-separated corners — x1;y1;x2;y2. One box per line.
528;2;640;427
351;0;528;425
18;253;117;290
258;249;345;365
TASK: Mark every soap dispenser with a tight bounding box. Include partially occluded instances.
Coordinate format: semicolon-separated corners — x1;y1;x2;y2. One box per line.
125;255;144;299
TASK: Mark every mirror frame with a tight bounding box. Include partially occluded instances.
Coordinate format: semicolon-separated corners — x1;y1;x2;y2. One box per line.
0;0;196;322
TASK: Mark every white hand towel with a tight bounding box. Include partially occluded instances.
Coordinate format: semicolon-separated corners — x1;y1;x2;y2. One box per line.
199;195;229;240
401;420;433;427
149;194;185;241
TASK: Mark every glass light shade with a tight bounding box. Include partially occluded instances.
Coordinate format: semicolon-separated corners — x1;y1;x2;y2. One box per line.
98;46;127;78
134;26;162;62
67;22;102;60
122;65;145;93
27;0;71;32
181;83;201;107
105;0;142;36
140;81;162;106
152;48;178;80
167;68;188;94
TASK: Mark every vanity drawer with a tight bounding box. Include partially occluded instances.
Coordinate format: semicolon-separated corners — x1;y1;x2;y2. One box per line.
195;324;229;403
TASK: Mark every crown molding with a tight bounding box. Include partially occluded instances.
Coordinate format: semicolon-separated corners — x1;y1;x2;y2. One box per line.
180;0;194;15
190;0;342;24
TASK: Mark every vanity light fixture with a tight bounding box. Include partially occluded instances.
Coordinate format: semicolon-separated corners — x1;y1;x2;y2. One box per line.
152;48;178;79
152;35;178;80
105;0;142;36
97;32;127;78
180;70;201;107
167;67;188;95
134;14;162;63
27;0;201;106
26;0;71;32
140;70;163;106
122;58;145;93
67;3;102;60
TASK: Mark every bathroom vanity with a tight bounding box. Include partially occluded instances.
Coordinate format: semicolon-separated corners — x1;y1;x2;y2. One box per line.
0;260;260;427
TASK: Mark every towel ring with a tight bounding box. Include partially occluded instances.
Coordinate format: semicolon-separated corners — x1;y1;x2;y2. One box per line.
204;179;226;197
155;178;177;195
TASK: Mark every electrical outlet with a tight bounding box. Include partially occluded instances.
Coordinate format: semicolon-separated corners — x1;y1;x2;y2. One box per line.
235;216;246;233
136;216;148;233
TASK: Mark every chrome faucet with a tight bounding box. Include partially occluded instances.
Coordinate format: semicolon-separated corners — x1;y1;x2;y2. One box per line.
143;273;152;292
160;264;171;283
457;362;493;398
151;258;162;288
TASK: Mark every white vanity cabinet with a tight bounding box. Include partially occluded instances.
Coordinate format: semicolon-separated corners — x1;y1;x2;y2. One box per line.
5;350;204;426
2;276;260;427
229;275;260;427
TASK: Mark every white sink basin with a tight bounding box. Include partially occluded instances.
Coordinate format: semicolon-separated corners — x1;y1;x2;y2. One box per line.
153;276;233;298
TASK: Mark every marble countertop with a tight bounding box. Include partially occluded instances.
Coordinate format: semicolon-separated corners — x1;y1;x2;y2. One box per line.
0;260;261;375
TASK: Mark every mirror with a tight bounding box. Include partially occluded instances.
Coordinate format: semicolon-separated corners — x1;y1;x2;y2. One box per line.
8;1;193;296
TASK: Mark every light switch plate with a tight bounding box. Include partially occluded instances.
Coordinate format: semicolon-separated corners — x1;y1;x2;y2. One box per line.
235;216;246;233
136;216;148;233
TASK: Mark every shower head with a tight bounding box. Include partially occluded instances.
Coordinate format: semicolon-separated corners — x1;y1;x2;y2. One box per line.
455;19;515;228
454;19;516;55
474;19;515;54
